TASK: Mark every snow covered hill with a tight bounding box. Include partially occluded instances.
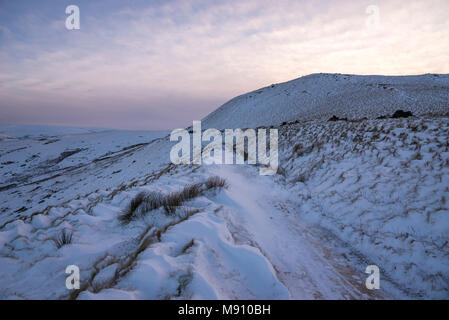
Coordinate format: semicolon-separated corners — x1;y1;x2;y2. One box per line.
0;126;170;226
277;116;449;298
202;73;449;129
0;74;448;300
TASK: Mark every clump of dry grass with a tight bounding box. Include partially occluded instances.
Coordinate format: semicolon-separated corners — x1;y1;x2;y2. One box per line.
119;176;227;224
204;176;228;189
51;229;73;248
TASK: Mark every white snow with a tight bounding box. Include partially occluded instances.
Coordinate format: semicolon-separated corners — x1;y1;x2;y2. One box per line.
276;117;449;298
1;74;448;299
202;73;449;129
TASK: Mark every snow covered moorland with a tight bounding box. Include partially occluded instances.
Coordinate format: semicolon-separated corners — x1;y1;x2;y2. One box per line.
0;73;448;299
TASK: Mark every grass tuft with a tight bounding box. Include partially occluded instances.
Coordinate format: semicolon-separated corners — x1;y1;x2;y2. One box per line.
119;176;227;224
51;229;73;248
204;176;228;189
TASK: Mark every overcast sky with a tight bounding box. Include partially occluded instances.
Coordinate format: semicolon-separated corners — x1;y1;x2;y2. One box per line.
0;0;448;130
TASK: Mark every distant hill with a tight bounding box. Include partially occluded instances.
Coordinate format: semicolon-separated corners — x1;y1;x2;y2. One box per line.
202;73;449;129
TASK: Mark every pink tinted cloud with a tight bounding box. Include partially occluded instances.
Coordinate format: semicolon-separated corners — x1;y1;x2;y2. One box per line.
1;0;448;129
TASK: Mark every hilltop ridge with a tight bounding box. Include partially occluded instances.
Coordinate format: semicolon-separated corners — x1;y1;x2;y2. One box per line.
202;73;449;129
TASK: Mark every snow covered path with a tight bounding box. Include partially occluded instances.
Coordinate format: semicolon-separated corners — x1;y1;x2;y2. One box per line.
2;116;447;299
210;165;393;299
0;161;401;299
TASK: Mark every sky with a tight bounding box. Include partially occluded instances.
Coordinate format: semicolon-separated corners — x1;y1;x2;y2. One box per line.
0;0;448;130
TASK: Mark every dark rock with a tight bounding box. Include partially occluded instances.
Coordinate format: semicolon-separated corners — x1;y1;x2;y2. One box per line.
391;110;413;118
328;115;348;122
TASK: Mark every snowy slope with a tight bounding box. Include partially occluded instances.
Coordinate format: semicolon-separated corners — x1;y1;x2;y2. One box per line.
1;74;448;300
0;124;111;140
276;116;449;298
0;126;170;227
202;73;449;129
0;153;395;300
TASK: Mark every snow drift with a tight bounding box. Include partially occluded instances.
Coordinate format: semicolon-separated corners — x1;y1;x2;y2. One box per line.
202;73;449;129
1;73;448;299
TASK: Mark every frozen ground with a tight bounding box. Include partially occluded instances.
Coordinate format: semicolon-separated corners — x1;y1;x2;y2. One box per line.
0;125;170;225
0;74;448;299
277;116;449;298
202;73;449;129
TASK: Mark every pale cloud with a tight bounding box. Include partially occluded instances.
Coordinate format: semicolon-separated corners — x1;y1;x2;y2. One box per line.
0;0;448;129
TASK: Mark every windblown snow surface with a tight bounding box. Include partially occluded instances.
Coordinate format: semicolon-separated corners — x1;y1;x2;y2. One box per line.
1;73;448;299
202;73;449;129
